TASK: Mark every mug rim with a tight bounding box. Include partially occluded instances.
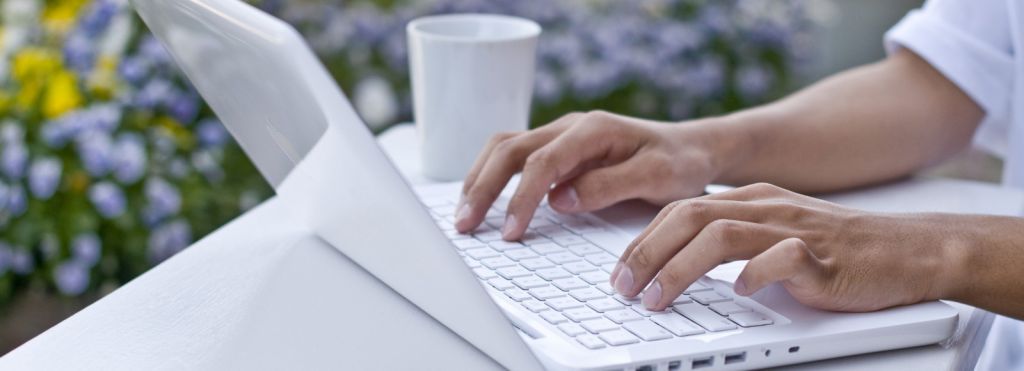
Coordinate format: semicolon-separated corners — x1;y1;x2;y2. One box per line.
407;13;541;44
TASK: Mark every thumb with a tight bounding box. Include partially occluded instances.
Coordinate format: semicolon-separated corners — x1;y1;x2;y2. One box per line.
734;238;826;296
548;158;647;213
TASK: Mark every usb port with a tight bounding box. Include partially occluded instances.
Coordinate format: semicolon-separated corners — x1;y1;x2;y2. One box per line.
691;356;713;369
724;352;746;365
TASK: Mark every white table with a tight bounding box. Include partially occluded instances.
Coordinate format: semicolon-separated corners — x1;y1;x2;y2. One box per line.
3;124;1022;370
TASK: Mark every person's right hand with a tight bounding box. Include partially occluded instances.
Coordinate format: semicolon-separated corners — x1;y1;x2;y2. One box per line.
454;110;730;241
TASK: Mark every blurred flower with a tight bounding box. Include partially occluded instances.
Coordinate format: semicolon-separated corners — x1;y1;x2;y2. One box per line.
0;180;8;211
75;130;114;177
168;92;200;124
54;261;90;296
89;181;126;219
112;132;147;184
0;121;24;143
63;32;96;74
72;233;102;267
143;177;181;225
79;0;118;38
196;118;228;148
134;78;173;109
0;243;11;276
737;64;773;100
10;248;33;275
192;150;223;183
147;219;191;263
43;70;85;119
28;157;62;200
118;56;149;85
39;233;60;261
1;143;28;179
6;184;27;217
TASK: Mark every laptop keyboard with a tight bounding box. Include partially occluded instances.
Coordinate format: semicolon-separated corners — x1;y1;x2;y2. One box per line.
420;194;776;350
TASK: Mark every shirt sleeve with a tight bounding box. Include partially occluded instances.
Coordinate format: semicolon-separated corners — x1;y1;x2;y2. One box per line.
884;0;1015;157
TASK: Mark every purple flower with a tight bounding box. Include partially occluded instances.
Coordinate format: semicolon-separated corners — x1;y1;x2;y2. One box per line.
72;233;102;267
134;78;174;109
167;92;200;124
28;157;62;200
88;103;123;132
143;178;181;225
196;119;229;148
7;185;26;217
75;131;114;177
54;261;90;296
138;35;171;65
191;150;224;183
10;248;33;275
1;143;28;180
147;219;192;263
0;122;23;144
79;0;118;38
112;133;147;184
118;56;150;85
0;181;8;211
63;33;96;74
737;64;773;100
89;181;127;219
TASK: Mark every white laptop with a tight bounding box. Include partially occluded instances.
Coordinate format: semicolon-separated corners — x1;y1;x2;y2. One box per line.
131;1;959;370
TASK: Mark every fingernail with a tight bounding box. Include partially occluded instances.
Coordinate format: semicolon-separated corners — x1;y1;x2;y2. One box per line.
734;278;749;296
614;265;634;295
642;281;662;309
455;202;471;226
551;186;579;211
501;214;519;240
609;262;623;284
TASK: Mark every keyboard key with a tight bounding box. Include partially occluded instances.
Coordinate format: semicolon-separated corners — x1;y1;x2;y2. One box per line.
512;276;549;289
600;263;617;273
472;267;497;279
605;308;644;324
520;231;553;245
613;295;641;306
528;243;564;255
583;252;618;266
536;225;573;238
569;287;606;301
553;235;589;246
581;318;620;333
546;297;584;311
564;307;602;322
674;303;737;332
568;243;605;256
579;270;609;284
465;247;500;260
547;252;582;264
552;277;589;291
536;267;573;281
577;335;606;349
623;320;673;341
484;216;505;229
453;239;486;250
487;277;515;290
520;257;555;270
558;323;588;337
421;197;450;208
690;290;730;305
683;281;712;294
495;266;532;279
540;311;568;324
598;330;640;346
521;300;549;313
474;230;505;242
504;248;539;261
709;301;750;316
671;294;693;305
433;204;457;216
730;311;774;327
563;261;599;274
586;298;625;313
437;220;455;231
596;282;616;295
650;313;705;336
464;257;481;268
480;256;516;269
505;288;533;302
445;230;471;240
529;286;566;300
631;306;671;317
489;240;524;252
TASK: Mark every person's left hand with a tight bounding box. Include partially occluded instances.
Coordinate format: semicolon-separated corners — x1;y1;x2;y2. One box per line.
611;183;964;312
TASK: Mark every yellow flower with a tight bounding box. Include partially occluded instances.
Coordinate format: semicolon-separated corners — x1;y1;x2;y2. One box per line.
12;48;61;84
42;0;89;33
43;70;84;119
88;55;119;99
156;115;196;150
0;90;11;115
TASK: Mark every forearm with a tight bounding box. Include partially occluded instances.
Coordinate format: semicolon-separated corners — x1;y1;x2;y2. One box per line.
704;49;983;193
944;215;1024;319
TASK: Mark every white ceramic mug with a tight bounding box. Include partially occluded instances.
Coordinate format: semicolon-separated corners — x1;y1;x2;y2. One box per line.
407;14;541;181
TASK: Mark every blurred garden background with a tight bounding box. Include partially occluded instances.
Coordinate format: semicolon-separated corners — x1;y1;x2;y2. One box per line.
0;0;961;354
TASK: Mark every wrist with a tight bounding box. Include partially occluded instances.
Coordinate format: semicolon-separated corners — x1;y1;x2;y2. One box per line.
677;113;759;185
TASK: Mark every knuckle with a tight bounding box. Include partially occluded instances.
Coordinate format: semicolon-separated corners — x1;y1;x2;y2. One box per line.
658;269;686;288
489;131;517;145
676;200;712;221
630;247;655;270
747;182;781;194
704;219;743;246
523;150;554;172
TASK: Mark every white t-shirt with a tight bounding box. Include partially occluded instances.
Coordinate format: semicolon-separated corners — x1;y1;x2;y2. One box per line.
884;1;1023;369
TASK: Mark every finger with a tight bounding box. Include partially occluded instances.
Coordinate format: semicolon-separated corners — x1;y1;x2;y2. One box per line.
461;132;520;201
610;199;682;284
694;182;792;202
640;220;789;310
455;119;573;233
502;116;634;240
547;155;653;214
615;199;768;297
734;238;826;297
